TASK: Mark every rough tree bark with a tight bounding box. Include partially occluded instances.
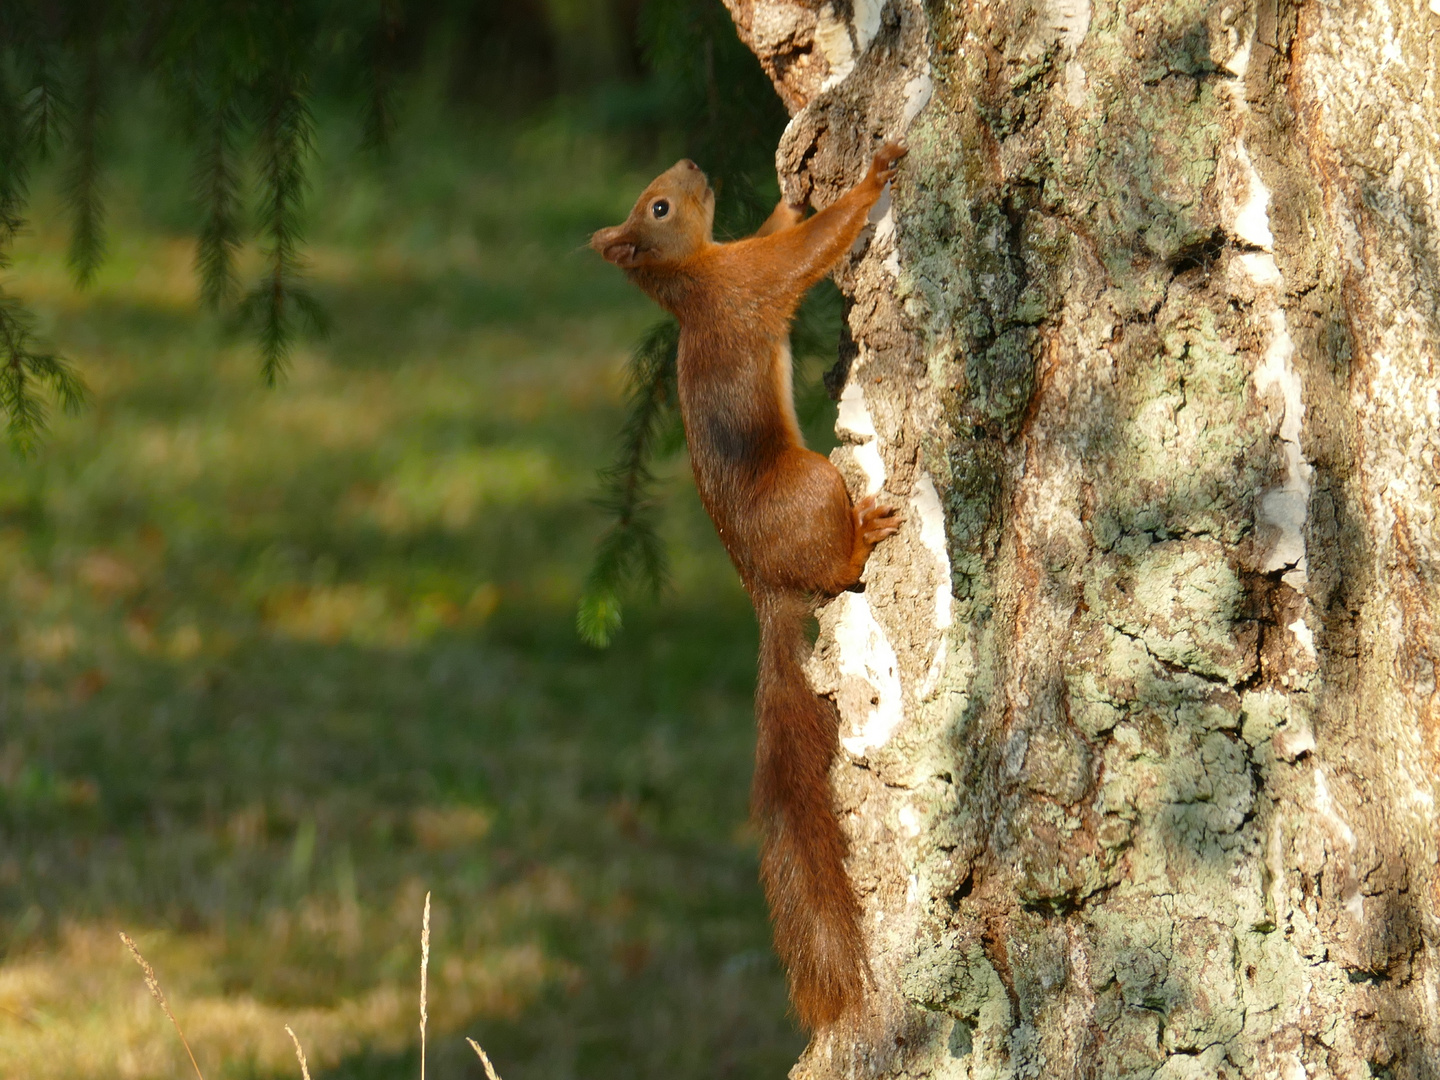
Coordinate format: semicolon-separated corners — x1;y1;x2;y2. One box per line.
721;0;1440;1076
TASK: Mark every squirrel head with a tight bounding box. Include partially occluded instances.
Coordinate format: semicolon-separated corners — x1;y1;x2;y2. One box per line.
591;159;714;270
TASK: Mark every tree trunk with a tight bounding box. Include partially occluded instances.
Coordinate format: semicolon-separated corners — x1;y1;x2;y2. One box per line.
722;0;1440;1075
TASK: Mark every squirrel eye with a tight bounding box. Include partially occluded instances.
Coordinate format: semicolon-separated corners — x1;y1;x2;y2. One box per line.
651;199;670;220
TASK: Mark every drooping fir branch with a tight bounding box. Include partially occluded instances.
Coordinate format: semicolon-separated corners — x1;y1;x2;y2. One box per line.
576;317;683;647
0;65;32;247
0;291;87;454
22;56;69;163
361;0;403;154
193;93;242;309
240;69;326;386
0;41;88;452
64;43;106;287
0;0;350;446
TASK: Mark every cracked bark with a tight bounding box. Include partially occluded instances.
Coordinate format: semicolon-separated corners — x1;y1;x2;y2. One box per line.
722;0;1440;1076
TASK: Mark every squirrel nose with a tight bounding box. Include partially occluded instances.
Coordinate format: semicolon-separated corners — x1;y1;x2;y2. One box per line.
681;159;699;171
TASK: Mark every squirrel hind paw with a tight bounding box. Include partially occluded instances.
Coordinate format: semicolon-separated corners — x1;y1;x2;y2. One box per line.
861;521;901;545
855;497;901;544
852;498;898;544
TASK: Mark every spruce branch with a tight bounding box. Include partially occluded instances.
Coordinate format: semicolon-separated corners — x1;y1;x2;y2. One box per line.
0;289;87;456
577;317;682;647
242;67;324;385
64;44;106;288
361;0;403;154
21;56;69;163
194;95;242;309
0;66;33;247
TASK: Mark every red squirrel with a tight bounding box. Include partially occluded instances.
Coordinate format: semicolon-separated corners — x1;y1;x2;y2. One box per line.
591;142;906;1029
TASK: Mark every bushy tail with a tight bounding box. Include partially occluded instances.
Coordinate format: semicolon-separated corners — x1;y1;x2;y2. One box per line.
752;589;865;1029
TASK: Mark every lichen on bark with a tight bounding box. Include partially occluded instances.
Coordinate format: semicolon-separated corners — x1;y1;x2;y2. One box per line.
727;0;1440;1076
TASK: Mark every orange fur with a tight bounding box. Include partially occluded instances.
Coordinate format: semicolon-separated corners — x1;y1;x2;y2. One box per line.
592;144;905;1029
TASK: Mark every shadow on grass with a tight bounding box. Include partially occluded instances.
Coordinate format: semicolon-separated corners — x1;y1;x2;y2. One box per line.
0;118;808;1074
2;598;801;1079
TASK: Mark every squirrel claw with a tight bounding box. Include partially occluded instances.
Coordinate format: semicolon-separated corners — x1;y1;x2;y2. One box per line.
868;141;908;185
855;495;902;544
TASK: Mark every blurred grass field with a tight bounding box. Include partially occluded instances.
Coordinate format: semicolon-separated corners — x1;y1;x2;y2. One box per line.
0;102;814;1078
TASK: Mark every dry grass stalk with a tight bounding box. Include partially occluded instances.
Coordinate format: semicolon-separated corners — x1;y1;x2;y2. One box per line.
466;1038;503;1080
284;1025;312;1080
119;931;206;1080
419;891;431;1080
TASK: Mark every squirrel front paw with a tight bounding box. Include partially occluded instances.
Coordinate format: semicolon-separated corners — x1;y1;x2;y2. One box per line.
866;141;908;186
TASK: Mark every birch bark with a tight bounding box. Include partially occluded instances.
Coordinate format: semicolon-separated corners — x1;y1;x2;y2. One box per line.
722;0;1440;1075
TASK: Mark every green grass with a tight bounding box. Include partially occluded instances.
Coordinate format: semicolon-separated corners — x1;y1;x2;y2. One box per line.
0;103;813;1078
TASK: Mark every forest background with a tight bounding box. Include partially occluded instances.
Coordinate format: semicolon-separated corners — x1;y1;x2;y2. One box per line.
0;1;826;1076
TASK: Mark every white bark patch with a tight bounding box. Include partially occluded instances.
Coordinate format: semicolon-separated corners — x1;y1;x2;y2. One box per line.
816;0;883;90
863;185;902;279
868;194;900;276
832;591;906;757
813;11;854;85
1232;140;1275;249
1224;32;1252;78
879;69;934;278
898;804;921;838
1288;616;1317;658
1222;34;1313;585
1254;309;1313;583
867;185;892;227
852;443;887;496
836;379;877;439
836;358;887;495
851;0;884;52
910;473;953;632
911;472;954;700
880;224;902;278
1046;0;1092;106
1063;58;1089;107
1236;251;1282;288
901;70;934;128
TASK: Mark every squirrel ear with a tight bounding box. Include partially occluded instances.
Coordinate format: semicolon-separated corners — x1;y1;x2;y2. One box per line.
591;225;641;267
603;241;640;267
